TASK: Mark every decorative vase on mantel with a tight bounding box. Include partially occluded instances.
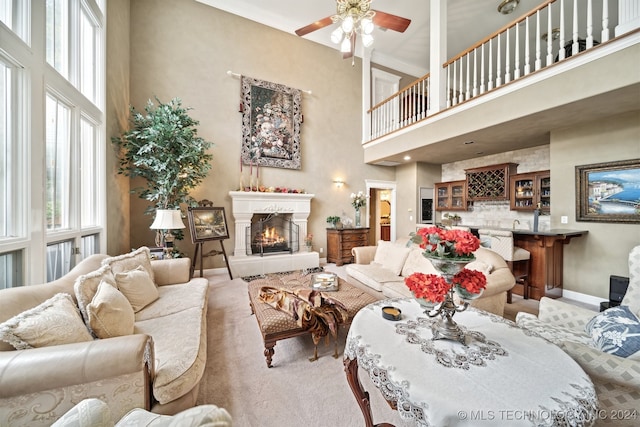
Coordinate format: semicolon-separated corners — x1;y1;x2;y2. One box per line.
355;208;361;227
423;255;479;346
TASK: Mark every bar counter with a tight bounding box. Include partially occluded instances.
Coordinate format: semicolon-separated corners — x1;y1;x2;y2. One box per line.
466;227;588;300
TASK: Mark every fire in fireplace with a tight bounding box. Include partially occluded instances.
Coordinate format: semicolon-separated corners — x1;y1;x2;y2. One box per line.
246;213;299;256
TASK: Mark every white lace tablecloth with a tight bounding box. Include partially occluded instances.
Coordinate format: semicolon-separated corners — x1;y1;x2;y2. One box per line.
344;298;598;427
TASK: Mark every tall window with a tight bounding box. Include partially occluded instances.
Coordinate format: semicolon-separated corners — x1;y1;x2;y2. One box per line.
0;60;10;239
0;1;105;286
0;0;30;43
46;0;69;79
46;94;71;231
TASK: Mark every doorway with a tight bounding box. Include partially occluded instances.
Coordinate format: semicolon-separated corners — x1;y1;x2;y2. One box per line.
365;180;397;245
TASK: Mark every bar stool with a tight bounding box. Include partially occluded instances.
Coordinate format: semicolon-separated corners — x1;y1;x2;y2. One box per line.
478;229;531;302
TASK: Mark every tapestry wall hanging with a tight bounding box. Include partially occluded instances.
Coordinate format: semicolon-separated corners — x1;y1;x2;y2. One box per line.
241;76;302;170
575;158;640;223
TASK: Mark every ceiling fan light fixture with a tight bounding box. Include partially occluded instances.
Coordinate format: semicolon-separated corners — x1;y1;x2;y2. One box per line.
341;15;354;33
361;17;374;34
340;37;352;53
331;27;344;43
497;0;520;15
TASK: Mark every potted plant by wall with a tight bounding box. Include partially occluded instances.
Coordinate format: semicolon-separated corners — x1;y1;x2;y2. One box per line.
112;97;214;253
326;216;341;229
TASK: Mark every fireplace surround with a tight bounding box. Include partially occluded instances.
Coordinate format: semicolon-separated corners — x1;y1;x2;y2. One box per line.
228;191;319;277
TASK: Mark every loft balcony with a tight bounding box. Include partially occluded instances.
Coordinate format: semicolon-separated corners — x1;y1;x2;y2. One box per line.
362;0;640;166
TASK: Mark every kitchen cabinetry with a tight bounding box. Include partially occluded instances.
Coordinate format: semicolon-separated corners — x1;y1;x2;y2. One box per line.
510;170;551;212
435;181;467;211
327;228;369;266
465;163;518;201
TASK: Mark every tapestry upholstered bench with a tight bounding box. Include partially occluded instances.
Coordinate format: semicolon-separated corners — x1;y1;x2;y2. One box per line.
246;271;379;367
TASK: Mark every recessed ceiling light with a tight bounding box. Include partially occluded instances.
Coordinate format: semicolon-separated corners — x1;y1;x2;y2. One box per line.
403;155;411;161
497;0;520;15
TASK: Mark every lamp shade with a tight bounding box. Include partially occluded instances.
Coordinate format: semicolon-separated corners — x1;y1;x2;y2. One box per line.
150;209;185;230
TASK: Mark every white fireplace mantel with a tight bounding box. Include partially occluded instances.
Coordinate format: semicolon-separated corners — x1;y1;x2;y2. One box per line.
228;191;318;277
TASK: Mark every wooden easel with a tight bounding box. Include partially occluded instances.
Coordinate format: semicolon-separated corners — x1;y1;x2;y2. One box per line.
191;239;233;280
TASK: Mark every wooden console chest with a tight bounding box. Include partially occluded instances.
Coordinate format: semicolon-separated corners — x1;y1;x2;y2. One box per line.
326;228;369;266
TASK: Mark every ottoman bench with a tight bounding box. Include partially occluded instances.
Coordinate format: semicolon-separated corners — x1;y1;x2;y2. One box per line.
247;271;379;367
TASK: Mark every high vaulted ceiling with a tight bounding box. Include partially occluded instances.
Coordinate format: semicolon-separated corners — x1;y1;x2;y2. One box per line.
196;0;547;77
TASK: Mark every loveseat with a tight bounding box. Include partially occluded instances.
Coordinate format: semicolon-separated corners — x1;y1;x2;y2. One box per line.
516;245;640;425
0;247;209;427
345;240;516;316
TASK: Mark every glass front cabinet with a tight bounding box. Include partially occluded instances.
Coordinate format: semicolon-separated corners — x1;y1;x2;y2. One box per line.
509;170;551;212
435;180;467;211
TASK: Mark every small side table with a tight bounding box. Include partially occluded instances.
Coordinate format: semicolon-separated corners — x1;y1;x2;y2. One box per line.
326;228;369;266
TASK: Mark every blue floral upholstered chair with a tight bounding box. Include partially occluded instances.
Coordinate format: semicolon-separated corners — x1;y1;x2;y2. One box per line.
516;245;640;426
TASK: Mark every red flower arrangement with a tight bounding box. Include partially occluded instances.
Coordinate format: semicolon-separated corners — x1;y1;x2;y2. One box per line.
409;226;480;259
405;226;486;303
405;269;487;303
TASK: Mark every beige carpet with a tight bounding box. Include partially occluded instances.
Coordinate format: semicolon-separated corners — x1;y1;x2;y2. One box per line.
195;271;404;427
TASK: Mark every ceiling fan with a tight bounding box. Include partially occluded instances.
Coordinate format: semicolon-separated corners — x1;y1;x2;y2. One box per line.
294;0;411;59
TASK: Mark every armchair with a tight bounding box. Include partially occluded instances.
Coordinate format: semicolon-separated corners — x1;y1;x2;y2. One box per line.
516;245;640;425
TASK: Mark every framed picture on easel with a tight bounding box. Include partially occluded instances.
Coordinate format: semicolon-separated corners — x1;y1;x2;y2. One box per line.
187;207;230;242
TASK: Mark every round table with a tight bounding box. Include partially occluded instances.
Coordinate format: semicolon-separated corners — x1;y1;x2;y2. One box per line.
344;298;598;427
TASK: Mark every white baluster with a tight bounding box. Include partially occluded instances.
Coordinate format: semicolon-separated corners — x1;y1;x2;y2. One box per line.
505;27;511;83
535;11;542;70
466;53;471;99
572;0;579;56
496;33;502;87
480;43;486;94
472;48;478;97
602;0;610;42
524;16;531;75
458;58;464;104
559;0;566;60
586;0;594;48
514;22;521;79
488;39;494;90
546;3;554;66
446;65;451;108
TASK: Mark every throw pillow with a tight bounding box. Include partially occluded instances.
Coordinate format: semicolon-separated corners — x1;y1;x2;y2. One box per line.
374;241;411;276
51;398;114;427
102;246;155;284
0;293;93;350
74;264;116;324
585;305;640;360
87;281;135;338
115;265;159;312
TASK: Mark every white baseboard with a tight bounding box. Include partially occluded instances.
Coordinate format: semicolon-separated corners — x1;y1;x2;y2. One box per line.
562;289;606;308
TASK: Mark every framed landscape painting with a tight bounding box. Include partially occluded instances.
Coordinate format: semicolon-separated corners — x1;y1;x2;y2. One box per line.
241;76;302;170
187;207;230;242
576;158;640;223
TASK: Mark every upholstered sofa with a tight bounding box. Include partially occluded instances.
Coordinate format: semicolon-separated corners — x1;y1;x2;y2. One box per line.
51;398;231;427
0;247;209;427
345;240;516;316
516;245;640;425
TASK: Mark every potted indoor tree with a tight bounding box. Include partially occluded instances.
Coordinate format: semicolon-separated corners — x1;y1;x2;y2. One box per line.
112;97;214;254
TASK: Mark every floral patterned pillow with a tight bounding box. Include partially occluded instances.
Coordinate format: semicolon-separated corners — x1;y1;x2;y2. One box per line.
585;305;640;360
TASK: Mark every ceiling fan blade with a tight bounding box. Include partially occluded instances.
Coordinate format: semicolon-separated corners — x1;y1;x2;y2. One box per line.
295;16;334;37
342;33;356;59
372;10;411;33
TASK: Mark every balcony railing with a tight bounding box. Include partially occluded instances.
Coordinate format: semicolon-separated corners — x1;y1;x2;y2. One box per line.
368;0;628;142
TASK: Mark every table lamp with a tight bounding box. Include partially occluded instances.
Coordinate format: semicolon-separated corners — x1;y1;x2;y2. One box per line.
150;209;186;253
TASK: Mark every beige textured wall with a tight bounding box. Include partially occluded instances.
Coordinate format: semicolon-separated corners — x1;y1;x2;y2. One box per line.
550;110;640;299
121;0;395;264
105;0;131;255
